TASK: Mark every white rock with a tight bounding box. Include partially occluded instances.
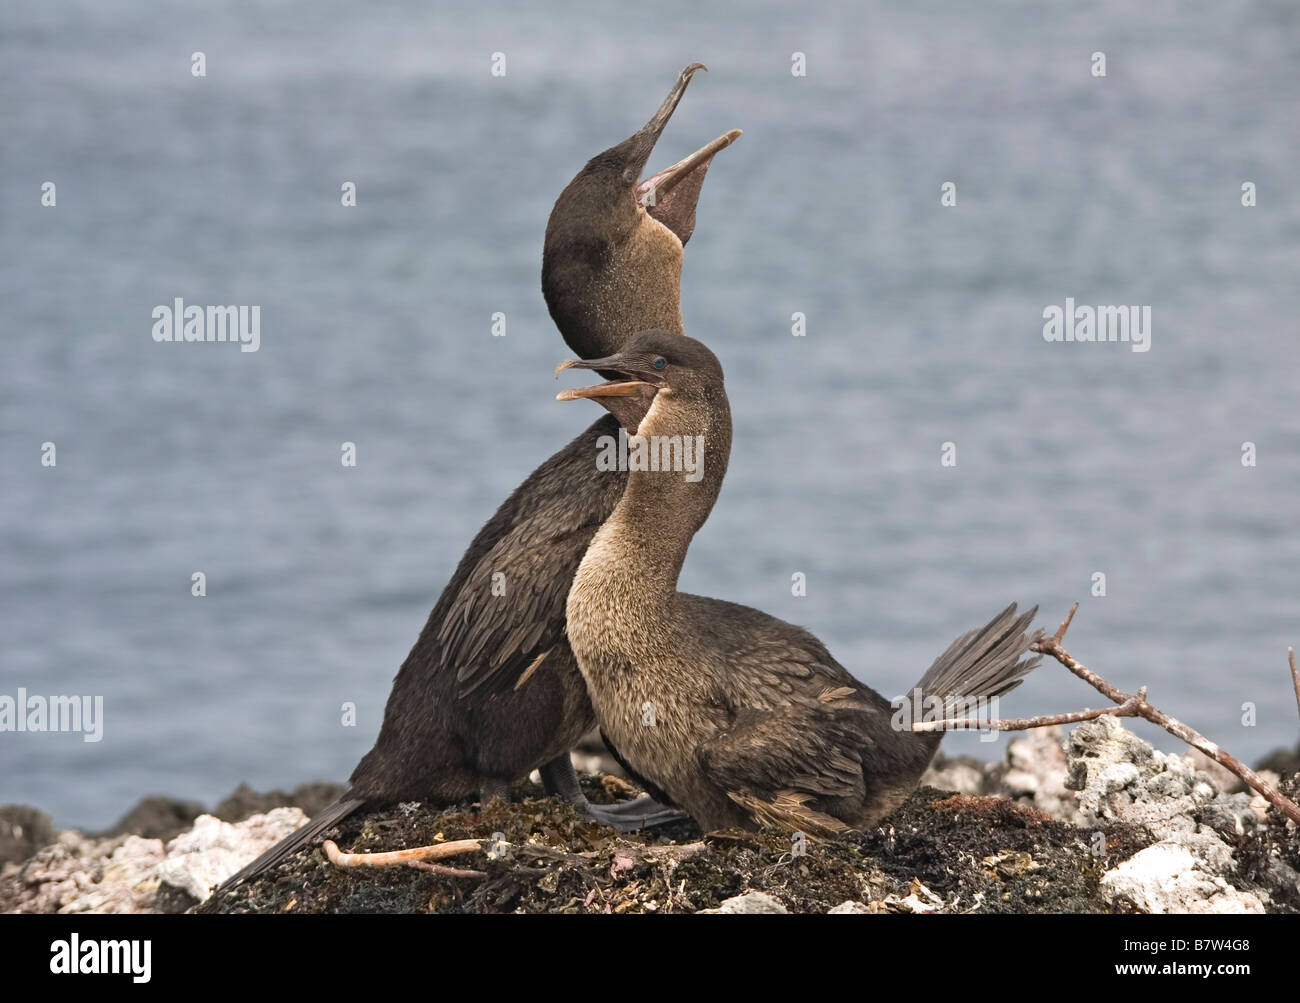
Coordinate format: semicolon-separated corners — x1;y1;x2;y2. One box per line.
699;890;789;914
1100;839;1265;914
1096;762;1141;794
1184;748;1239;794
0;831;166;914
159;807;308;902
1002;726;1075;818
920;759;986;795
1069;718;1219;838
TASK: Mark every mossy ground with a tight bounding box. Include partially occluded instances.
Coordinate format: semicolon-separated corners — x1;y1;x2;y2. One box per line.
199;779;1156;914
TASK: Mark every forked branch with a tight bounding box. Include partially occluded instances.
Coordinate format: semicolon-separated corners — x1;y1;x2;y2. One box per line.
918;603;1300;826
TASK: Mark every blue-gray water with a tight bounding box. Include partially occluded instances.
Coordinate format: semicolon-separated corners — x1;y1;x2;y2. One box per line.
3;1;1297;829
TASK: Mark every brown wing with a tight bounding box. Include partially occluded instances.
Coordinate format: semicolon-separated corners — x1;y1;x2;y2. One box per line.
690;613;886;835
433;415;627;697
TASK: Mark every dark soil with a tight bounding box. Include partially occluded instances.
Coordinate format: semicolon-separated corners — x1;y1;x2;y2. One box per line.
198;780;1154;914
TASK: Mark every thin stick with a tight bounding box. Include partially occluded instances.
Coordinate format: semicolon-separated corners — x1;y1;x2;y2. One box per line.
1031;605;1300;826
408;861;487;878
1290;647;1300;724
911;696;1142;733
323;838;485;868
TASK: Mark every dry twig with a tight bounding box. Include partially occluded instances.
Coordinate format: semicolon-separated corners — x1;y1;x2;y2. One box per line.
913;603;1300;826
323;837;486;876
910;695;1144;733
1290;647;1300;724
1033;604;1300;826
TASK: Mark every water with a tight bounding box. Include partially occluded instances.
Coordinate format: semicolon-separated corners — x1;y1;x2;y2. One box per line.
2;0;1297;829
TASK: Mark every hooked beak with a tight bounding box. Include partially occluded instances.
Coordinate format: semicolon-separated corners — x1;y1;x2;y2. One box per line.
637;63;707;145
554;353;666;402
555;353;664;432
626;64;742;245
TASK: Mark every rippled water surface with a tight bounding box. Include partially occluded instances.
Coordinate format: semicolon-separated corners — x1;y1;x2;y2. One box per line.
2;1;1297;827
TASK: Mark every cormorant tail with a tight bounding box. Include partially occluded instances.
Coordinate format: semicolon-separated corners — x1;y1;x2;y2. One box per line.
211;795;365;898
913;602;1042;705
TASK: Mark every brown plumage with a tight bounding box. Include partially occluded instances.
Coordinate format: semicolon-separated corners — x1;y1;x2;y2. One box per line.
214;66;740;895
558;331;1042;836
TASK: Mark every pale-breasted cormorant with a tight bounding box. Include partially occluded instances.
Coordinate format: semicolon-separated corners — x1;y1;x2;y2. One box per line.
556;331;1041;835
215;66;740;895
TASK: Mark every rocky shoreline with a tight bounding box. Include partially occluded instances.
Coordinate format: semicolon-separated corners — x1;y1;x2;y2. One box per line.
4;722;1297;914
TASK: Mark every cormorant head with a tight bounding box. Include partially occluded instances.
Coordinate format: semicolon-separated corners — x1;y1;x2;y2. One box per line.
555;329;725;436
543;65;741;360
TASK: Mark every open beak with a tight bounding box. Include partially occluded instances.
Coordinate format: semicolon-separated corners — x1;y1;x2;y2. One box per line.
555;353;664;432
638;129;741;245
637;129;742;206
626;64;742;245
554;354;666;402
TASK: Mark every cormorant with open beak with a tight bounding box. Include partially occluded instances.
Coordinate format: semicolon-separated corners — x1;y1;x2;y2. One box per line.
214;65;740;897
557;331;1042;835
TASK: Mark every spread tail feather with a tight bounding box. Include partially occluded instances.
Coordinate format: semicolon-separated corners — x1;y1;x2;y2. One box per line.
914;602;1042;706
211;795;365;898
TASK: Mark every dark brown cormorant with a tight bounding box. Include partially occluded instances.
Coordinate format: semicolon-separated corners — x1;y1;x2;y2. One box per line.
556;331;1041;835
215;66;740;895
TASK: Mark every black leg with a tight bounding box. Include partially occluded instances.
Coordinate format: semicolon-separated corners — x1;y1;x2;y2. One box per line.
538;755;689;832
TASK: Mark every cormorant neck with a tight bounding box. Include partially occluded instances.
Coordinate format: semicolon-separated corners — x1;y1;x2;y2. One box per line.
543;213;686;359
585;390;732;603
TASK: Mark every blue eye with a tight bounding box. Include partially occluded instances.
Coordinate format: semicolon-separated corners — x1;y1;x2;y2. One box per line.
653;357;666;370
